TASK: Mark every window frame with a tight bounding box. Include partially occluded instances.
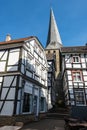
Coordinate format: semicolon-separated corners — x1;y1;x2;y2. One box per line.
72;56;80;63
22;92;32;114
72;71;82;82
74;89;85;105
40;97;45;112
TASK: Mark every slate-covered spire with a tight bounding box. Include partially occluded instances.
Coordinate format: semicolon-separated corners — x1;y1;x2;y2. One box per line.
46;8;62;49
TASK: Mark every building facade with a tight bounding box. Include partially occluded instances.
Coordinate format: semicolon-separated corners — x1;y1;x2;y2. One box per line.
61;46;87;106
0;36;48;118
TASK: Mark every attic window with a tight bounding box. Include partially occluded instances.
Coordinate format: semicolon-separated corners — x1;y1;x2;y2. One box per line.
72;56;80;63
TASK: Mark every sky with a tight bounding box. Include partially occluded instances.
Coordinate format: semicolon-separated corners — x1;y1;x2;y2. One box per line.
0;0;87;47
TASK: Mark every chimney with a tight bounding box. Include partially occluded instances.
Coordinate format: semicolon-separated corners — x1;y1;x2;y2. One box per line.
6;34;11;41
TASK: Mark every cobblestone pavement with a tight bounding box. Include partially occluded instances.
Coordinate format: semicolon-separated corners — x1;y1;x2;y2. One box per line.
21;119;65;130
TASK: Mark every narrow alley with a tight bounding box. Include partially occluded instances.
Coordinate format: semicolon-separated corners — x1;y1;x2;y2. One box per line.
21;118;65;130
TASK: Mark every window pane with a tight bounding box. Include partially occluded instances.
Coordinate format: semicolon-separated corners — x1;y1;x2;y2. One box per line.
73;72;82;81
75;90;85;105
40;97;45;111
73;56;80;63
23;92;32;112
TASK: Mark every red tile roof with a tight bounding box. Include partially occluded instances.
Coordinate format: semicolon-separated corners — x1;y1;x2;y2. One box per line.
0;36;34;45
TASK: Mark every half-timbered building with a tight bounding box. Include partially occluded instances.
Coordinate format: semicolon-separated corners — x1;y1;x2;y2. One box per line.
0;35;48;119
61;46;87;106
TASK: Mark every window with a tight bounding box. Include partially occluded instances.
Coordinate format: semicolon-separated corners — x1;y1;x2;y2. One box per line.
23;92;32;113
73;56;80;63
54;51;56;54
72;71;82;81
48;50;50;53
40;97;45;111
75;90;85;105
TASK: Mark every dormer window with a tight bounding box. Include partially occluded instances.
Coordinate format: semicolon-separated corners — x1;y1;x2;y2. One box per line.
73;56;80;63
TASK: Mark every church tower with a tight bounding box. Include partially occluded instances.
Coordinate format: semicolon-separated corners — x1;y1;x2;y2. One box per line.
45;8;63;78
45;8;64;108
46;8;62;50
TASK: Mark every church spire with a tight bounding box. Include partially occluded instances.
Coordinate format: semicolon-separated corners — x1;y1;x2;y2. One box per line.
46;8;63;49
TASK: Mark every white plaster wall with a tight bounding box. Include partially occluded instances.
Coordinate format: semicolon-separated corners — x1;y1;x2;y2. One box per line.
67;70;71;75
8;51;19;65
26;71;33;78
66;64;72;68
0;51;5;58
73;82;78;86
65;55;72;63
34;52;38;59
30;40;35;47
41;79;45;85
16;101;20;115
1;51;8;60
83;71;87;75
41;88;46;97
3;76;17;87
0;101;14;115
68;75;72;80
85;82;87;86
0;77;3;82
22;49;25;64
7;66;18;71
79;82;84;87
1;88;15;100
68;81;73;85
48;88;52;109
81;55;85;62
0;62;6;72
21;64;25;74
39;57;42;63
18;89;21;100
85;89;87;94
84;76;87;81
22;39;48;89
69;86;73;88
82;63;86;68
10;48;20;52
0;101;3;109
73;64;81;68
19;77;22;87
30;44;34;54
